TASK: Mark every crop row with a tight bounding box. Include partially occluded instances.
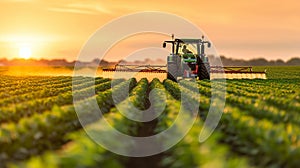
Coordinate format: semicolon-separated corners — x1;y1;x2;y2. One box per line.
7;78;145;168
197;79;299;100
0;78;109;107
0;76;110;100
2;77;299;168
0;76;79;95
0;79;117;124
195;80;300;124
10;78;249;168
179;79;300;167
0;79;136;167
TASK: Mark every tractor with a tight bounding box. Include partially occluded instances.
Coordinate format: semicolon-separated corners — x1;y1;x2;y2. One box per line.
163;36;211;81
163;36;266;81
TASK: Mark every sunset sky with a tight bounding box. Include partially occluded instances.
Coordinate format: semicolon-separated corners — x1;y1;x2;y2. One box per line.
0;0;300;62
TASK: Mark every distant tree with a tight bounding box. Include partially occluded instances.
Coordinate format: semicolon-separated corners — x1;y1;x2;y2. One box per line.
0;56;299;66
286;57;300;65
274;59;285;66
0;58;8;65
248;58;269;66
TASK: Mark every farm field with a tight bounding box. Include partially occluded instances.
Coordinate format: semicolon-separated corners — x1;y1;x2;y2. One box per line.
253;66;300;79
0;66;299;168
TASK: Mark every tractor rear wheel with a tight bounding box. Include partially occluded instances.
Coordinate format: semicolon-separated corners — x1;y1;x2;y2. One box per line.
167;72;177;82
198;63;210;80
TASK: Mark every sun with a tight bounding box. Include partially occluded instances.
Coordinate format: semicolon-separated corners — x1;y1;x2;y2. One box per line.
19;46;32;59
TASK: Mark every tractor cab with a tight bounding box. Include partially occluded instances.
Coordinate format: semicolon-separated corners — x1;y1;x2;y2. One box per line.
180;45;197;63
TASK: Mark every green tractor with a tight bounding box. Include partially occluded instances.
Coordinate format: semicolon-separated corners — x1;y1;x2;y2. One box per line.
163;36;211;81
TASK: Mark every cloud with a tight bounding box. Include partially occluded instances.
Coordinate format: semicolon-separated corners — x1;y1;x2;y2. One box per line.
48;2;111;15
48;7;98;15
67;3;111;14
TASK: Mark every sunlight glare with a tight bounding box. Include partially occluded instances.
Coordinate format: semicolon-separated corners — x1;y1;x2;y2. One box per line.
19;46;32;59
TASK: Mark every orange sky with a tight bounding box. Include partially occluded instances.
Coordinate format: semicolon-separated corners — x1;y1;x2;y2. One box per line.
0;0;300;62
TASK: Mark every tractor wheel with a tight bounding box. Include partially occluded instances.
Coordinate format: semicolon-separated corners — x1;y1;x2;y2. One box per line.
167;72;177;82
198;63;210;80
